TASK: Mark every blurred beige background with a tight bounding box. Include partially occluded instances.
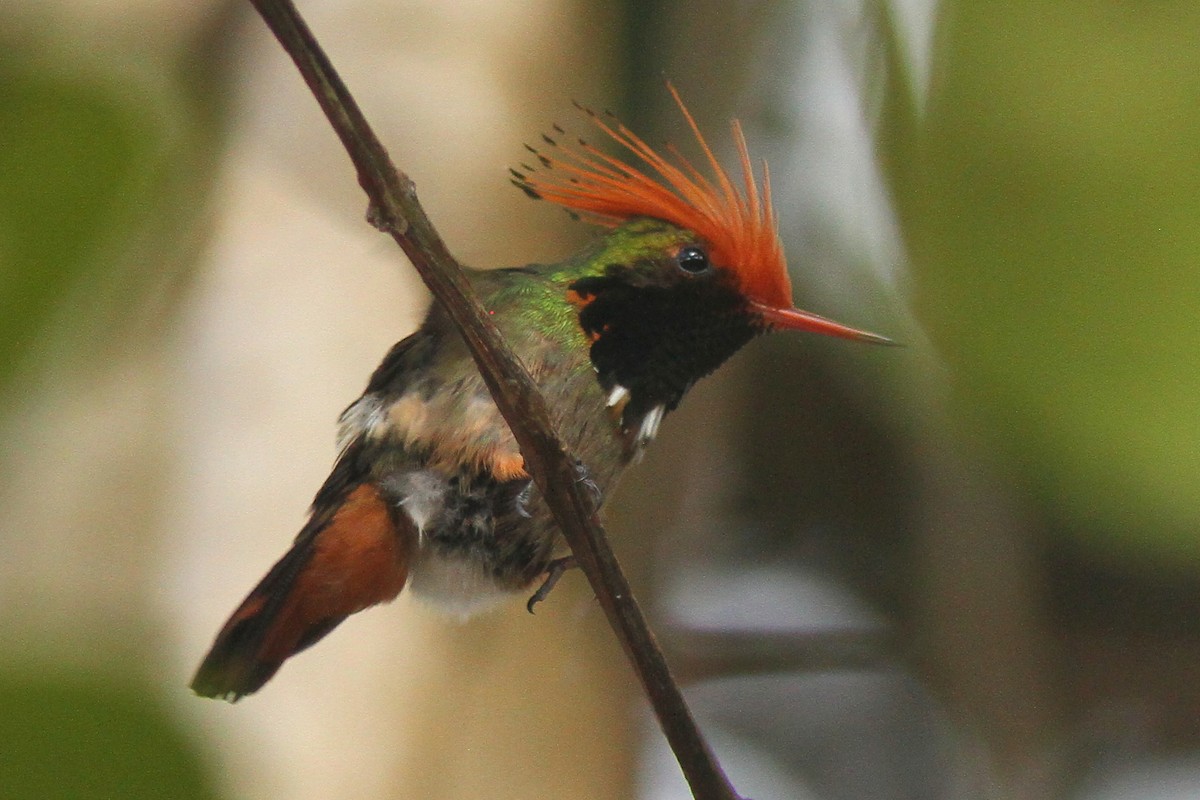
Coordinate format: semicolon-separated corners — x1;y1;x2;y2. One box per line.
2;1;634;798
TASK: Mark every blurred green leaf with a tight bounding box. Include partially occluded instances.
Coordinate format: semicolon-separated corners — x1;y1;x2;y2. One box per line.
0;670;219;800
0;59;166;387
891;1;1200;563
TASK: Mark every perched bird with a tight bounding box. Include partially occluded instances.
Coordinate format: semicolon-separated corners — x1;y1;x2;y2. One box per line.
191;86;890;701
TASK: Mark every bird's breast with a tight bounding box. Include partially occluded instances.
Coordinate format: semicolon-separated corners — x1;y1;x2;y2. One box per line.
343;346;644;487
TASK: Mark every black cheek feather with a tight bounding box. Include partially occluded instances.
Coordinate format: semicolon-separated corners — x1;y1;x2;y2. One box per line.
570;274;760;425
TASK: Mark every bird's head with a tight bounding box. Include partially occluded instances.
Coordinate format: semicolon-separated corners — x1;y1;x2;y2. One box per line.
510;86;892;436
510;84;892;347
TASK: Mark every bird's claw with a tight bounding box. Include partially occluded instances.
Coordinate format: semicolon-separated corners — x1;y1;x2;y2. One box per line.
574;460;602;505
514;480;533;518
526;555;578;613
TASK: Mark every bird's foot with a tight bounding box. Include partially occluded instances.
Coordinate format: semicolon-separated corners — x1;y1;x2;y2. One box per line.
513;480;534;518
526;555;578;613
574;460;601;505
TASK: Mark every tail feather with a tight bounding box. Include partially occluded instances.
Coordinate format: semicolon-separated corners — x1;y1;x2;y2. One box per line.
191;483;414;701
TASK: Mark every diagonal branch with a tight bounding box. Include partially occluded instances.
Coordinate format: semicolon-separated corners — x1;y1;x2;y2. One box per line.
245;2;742;798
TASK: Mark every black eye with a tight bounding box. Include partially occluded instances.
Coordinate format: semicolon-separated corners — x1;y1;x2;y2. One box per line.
676;245;710;274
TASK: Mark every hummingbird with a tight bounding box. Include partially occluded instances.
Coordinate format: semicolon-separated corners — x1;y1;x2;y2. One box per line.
191;86;890;701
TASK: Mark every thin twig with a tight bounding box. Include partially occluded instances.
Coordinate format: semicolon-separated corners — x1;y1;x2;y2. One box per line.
245;2;742;798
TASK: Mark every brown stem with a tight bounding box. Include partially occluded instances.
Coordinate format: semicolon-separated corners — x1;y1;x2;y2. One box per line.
245;2;743;798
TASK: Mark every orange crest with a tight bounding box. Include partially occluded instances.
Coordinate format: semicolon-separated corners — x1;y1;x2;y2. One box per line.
512;85;792;309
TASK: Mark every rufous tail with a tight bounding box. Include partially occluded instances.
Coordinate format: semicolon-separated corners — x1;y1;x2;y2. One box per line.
191;483;414;701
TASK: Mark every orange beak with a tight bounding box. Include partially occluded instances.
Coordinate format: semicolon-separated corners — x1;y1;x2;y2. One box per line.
750;301;895;346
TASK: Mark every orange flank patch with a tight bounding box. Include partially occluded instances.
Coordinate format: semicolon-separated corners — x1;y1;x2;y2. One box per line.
386;390;529;483
425;443;528;483
489;451;528;481
258;484;414;664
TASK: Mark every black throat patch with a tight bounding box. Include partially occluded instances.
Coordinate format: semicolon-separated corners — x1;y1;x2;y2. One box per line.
569;266;761;430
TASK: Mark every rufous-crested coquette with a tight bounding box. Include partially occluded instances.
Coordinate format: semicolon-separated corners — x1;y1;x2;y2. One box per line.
191;86;890;701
